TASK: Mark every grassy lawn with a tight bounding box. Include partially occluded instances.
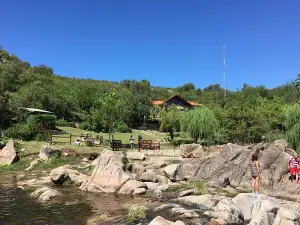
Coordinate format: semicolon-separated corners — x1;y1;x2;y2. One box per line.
16;127;171;156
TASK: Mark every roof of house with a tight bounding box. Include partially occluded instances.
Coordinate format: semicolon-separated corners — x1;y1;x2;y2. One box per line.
152;94;201;106
19;107;54;114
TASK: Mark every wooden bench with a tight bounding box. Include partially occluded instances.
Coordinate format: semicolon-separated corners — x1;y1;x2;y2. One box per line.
138;140;160;151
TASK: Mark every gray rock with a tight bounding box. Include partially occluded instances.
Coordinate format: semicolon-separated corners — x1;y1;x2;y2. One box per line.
140;170;158;182
179;189;198;197
80;149;131;193
273;207;300;225
39;145;60;161
175;194;217;210
127;152;145;160
133;188;147;195
118;180;147;195
31;187;60;202
66;168;88;186
50;165;70;185
180;144;206;158
148;216;185;225
163;164;179;181
232;193;257;220
145;182;160;191
205;199;244;224
0;140;18;165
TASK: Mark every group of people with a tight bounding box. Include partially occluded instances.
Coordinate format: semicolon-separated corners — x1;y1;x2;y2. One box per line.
250;151;300;196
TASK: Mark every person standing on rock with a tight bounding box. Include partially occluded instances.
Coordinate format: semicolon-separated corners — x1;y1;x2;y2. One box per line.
288;153;299;183
250;152;262;195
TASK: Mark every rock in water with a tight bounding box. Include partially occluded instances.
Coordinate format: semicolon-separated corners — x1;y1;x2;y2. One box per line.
39;145;60;161
80;149;131;193
50;165;70;185
31;187;60;202
0;140;18;165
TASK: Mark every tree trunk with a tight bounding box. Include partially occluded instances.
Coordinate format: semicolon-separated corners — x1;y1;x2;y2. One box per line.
169;128;174;140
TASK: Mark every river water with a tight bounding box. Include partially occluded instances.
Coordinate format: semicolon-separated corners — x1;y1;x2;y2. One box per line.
0;174;152;225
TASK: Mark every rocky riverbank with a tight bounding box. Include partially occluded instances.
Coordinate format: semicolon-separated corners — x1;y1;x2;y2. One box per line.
2;140;300;224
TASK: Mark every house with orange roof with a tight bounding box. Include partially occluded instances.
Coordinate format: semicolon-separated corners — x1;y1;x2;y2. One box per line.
147;94;201;129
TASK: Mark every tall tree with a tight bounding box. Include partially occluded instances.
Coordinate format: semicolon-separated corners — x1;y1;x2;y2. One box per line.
159;105;181;140
181;107;219;144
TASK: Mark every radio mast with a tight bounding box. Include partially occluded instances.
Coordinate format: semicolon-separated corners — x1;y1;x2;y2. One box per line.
222;36;226;98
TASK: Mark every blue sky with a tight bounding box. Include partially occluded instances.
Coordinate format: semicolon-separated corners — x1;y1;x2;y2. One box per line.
1;0;299;90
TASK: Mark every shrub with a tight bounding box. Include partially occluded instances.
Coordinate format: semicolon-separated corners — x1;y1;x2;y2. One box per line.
79;121;94;131
170;139;194;146
6;124;34;141
181;180;207;195
35;133;51;141
55;119;74;127
127;204;147;223
28;114;57;132
116;122;132;133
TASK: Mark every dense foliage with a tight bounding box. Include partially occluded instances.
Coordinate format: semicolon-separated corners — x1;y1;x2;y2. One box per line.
1;48;300;149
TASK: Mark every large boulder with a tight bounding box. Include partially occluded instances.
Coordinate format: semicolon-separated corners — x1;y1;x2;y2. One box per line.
118;180;147;195
205;199;244;224
50;165;70;185
163;164;179;181
0;140;18;165
31;187;60;202
140;170;159;182
39;145;61;161
273;207;300;225
180;144;206;158
232;193;257;221
80;149;131;193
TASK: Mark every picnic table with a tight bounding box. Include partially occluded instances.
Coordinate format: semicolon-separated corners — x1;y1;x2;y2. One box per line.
138;140;160;151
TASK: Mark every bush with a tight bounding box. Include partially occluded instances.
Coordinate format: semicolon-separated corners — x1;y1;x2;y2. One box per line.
6;124;34;141
127;204;147;223
115;122;132;133
28;114;57;132
35;133;51;141
56;119;74;127
170;139;194;146
79;121;94;131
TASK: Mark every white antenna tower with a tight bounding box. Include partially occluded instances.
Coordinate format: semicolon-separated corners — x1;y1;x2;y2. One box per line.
222;36;226;98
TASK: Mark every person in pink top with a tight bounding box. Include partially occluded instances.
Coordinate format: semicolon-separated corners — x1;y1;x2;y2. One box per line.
288;152;299;183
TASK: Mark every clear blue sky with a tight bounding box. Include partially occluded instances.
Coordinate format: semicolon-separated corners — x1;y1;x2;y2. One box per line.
1;0;299;90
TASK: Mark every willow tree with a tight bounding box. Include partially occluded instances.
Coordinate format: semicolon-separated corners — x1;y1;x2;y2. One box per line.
159;105;181;140
284;104;300;152
181;107;219;144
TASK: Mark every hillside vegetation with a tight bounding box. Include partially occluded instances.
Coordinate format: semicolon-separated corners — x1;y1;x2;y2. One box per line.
1;48;300;149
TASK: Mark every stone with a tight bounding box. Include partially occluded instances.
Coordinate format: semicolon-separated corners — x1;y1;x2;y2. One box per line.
157;184;169;192
0;140;18;165
133;188;147;195
205;199;244;224
163;164;179;181
66;168;88;186
232;193;257;221
127;152;145;160
31;187;60;202
39;145;60;161
25;159;40;171
148;216;185;225
50;165;70;185
175;195;217;210
157;175;169;184
140;170;158;182
80;149;131;193
118;180;147;195
273;207;300;225
180;144;206;158
145;182;160;191
179;189;198;197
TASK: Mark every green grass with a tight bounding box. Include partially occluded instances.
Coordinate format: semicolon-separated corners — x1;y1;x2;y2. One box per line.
181;180;207;195
35;156;81;170
15;127;171;156
0;158;30;174
127;204;147;223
